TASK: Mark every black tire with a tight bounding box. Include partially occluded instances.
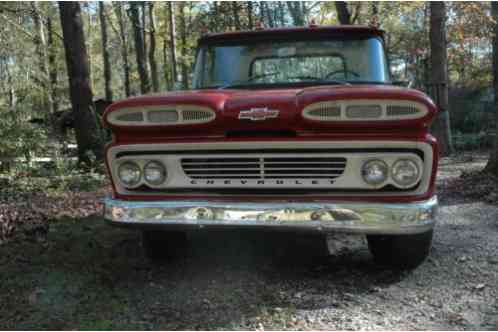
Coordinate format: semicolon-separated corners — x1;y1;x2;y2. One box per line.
367;230;433;269
142;230;188;260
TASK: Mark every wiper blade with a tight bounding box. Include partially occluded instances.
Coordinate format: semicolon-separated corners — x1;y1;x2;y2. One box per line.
218;79;353;89
308;79;351;86
218;83;251;90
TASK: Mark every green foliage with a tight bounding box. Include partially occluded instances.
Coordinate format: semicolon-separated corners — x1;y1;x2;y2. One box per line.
0;1;496;160
1;169;106;199
0;110;47;159
0;151;106;199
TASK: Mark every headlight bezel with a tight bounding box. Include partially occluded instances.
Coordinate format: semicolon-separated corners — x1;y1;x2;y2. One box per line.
143;160;167;186
391;158;421;188
361;157;422;189
361;159;389;186
117;160;142;188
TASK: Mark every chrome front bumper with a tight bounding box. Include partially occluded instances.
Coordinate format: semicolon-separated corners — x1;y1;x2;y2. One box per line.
103;196;437;235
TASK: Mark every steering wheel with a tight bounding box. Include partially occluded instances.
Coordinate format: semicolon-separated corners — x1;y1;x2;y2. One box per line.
324;69;360;80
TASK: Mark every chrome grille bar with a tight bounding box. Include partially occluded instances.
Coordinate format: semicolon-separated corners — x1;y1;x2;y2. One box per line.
181;156;347;180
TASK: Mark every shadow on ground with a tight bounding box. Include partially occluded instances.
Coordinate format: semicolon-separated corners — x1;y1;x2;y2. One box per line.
3;157;498;330
0;216;410;330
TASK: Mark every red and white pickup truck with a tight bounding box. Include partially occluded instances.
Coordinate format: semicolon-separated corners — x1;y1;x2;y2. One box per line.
103;25;438;269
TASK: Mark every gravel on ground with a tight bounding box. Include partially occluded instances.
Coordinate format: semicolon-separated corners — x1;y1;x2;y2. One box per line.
0;156;497;330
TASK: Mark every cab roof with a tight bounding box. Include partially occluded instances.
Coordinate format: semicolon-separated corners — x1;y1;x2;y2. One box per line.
198;25;385;45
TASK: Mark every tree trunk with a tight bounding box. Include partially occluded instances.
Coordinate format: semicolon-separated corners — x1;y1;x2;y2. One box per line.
46;15;58;114
335;1;351;25
114;3;131;97
167;2;178;84
128;2;151;94
141;2;149;78
162;37;172;90
98;2;113;101
4;62;16;111
82;3;95;90
58;1;103;163
351;3;362;24
178;3;189;89
148;2;159;92
246;2;253;29
231;2;241;30
485;2;498;174
31;3;54;117
286;2;304;26
429;2;453;156
277;2;286;26
370;2;379;27
260;2;274;28
265;2;275;28
210;2;218;32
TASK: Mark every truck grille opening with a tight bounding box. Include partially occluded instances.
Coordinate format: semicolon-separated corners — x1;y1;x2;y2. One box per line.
181;156;347;180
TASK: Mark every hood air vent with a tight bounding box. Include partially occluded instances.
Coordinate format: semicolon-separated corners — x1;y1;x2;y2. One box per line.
107;105;216;126
303;100;428;121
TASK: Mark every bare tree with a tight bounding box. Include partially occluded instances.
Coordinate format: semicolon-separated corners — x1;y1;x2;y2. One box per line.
178;2;189;89
167;2;178;84
162;35;171;90
140;2;148;78
128;2;151;94
99;2;112;101
231;2;241;30
114;3;131;97
277;2;286;26
260;2;274;28
335;1;351;25
3;62;16;111
429;2;453;156
370;2;379;27
46;13;58;114
58;1;103;163
246;2;253;29
31;2;55;116
286;2;305;26
485;2;498;174
148;2;159;92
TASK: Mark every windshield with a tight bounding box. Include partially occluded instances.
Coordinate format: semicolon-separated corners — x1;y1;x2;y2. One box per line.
193;37;390;89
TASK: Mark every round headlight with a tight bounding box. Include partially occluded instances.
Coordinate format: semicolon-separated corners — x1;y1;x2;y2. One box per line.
392;159;420;187
362;159;388;186
118;161;141;187
143;161;166;185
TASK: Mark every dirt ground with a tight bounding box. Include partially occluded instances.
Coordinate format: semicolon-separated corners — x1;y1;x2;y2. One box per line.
1;156;497;330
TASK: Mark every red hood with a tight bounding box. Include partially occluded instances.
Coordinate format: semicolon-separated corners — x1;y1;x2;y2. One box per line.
103;85;437;137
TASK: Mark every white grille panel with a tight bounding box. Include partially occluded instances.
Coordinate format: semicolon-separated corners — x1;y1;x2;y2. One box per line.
107;141;432;195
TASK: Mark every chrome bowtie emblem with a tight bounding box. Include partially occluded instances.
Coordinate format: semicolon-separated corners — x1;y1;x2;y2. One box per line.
238;108;280;121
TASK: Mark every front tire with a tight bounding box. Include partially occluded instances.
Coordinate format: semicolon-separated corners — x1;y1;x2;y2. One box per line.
367;230;433;269
142;230;188;260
